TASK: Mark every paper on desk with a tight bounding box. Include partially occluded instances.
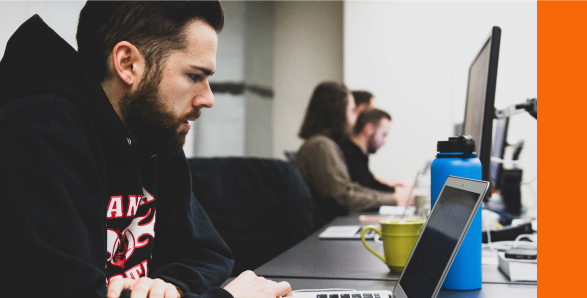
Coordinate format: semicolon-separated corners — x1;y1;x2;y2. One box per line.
379;206;415;216
482;249;499;265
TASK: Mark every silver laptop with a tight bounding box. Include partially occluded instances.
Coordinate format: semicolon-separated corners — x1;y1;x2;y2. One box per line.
294;176;489;298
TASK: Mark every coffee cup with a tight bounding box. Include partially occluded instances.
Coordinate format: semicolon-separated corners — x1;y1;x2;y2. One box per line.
361;219;425;272
414;194;431;218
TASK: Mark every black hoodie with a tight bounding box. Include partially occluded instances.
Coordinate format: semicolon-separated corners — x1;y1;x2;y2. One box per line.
0;15;234;298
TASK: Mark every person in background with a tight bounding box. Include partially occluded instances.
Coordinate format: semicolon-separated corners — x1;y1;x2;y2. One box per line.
339;108;397;193
0;2;291;298
295;82;398;230
351;90;375;119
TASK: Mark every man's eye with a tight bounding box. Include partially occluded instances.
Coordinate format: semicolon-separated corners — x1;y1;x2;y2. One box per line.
189;74;202;82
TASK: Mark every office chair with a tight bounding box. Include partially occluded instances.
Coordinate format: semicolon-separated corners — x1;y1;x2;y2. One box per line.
284;150;296;163
188;157;313;276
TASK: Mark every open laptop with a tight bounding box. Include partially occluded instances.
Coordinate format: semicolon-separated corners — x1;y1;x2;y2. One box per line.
294;176;489;298
319;161;432;240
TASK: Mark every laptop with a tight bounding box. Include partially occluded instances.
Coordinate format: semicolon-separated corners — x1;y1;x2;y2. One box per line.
319;162;431;240
294;176;489;298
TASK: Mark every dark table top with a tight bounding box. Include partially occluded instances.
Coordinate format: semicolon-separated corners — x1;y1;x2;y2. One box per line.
254;215;536;286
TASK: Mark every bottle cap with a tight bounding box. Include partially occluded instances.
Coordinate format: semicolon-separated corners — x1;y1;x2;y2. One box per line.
437;135;476;157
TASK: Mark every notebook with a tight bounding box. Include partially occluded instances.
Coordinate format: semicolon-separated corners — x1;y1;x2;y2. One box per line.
294;176;489;298
318;225;378;240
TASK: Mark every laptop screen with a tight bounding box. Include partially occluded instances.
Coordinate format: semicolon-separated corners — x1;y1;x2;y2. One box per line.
398;185;480;297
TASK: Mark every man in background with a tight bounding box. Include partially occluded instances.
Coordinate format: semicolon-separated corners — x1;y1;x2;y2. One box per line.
351;90;375;119
0;2;290;298
339;108;397;193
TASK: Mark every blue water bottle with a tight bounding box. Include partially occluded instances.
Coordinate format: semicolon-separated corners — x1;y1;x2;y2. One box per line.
431;135;482;290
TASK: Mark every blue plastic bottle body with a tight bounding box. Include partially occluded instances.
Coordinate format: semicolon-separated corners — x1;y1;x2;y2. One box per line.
430;152;482;290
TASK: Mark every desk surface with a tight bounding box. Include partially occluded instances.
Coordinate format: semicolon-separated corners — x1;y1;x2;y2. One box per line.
254;216;536;286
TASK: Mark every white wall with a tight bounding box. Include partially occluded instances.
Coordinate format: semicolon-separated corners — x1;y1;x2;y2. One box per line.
188;1;248;158
273;1;344;159
344;1;537;214
0;1;84;54
189;1;275;158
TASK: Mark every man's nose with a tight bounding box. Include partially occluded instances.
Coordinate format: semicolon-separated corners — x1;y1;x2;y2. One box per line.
193;82;215;109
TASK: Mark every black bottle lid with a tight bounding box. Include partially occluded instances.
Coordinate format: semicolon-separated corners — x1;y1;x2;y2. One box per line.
437;135;476;157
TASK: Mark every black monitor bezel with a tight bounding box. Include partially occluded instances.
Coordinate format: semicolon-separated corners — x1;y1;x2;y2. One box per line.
462;26;501;186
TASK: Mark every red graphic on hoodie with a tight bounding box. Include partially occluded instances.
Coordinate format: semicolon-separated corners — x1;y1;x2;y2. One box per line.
106;187;156;271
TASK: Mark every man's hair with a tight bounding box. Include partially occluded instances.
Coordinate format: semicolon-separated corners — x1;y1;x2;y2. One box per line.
351;90;374;106
77;1;224;83
299;82;350;141
353;108;392;136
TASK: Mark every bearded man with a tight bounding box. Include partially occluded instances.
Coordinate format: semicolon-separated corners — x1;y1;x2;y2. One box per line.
0;2;291;298
339;108;397;193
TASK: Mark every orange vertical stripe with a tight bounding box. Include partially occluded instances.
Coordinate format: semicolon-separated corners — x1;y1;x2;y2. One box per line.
539;1;586;296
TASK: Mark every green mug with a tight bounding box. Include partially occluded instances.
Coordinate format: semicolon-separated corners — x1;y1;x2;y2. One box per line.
361;219;425;272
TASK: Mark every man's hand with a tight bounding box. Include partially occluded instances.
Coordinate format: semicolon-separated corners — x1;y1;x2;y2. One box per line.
107;277;180;298
373;175;403;188
392;183;412;206
224;271;292;298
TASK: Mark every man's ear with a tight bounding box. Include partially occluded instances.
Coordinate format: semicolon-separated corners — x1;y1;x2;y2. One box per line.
110;41;145;88
363;123;375;137
356;104;367;116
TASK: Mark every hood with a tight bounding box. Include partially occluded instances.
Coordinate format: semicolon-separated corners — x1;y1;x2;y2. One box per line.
0;15;132;157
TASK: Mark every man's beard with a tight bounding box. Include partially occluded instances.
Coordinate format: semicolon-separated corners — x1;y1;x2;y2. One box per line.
119;75;200;155
367;135;378;154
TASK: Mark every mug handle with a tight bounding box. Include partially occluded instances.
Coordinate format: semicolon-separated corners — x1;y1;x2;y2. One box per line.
361;225;386;264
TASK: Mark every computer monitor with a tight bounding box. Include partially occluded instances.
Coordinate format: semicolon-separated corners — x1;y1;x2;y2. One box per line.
490;117;509;189
462;26;501;186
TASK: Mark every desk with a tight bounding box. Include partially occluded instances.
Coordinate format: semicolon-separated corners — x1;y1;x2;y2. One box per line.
252;215;537;296
255;216;534;285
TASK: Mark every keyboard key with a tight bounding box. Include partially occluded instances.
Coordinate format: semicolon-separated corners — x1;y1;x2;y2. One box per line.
352;294;362;298
330;295;339;298
363;294;373;298
317;295;327;298
341;295;351;298
374;294;380;298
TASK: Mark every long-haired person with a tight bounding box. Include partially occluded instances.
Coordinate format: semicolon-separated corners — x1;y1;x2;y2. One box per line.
295;82;397;229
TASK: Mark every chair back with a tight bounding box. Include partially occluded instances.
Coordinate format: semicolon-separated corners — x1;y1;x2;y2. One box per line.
188;157;313;276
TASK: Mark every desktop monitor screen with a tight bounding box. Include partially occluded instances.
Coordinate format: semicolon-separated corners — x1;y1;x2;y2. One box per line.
463;26;501;184
490;117;509;189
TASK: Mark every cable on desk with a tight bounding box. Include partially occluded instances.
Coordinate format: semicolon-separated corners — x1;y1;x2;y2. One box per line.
483;220;497;252
482;233;537;253
513;234;537;249
482;221;536;251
